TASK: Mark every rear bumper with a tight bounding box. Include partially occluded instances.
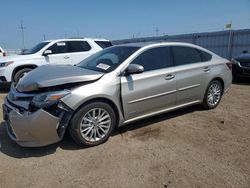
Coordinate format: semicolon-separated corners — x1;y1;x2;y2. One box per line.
3;97;71;147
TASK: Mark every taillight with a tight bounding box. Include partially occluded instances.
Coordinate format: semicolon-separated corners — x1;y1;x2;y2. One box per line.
3;52;6;56
226;62;232;71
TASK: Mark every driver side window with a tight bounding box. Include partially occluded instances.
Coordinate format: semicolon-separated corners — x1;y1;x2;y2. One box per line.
47;42;70;54
131;47;173;72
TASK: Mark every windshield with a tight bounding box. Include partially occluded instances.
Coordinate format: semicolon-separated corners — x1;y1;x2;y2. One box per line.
21;42;49;55
77;46;140;73
94;41;113;49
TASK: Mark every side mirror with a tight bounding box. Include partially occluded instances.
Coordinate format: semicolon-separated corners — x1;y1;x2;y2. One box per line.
125;64;144;75
43;50;52;56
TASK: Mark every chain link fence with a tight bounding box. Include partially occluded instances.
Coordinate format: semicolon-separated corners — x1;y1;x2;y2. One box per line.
113;29;250;59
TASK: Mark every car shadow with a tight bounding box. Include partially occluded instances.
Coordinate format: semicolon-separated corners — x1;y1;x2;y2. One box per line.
116;105;203;135
0;121;83;158
0;89;9;94
0;105;202;159
232;77;250;85
0;83;11;93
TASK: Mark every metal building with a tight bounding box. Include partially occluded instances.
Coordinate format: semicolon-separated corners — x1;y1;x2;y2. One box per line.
112;29;250;59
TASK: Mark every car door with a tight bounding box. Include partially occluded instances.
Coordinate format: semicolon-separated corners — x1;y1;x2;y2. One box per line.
67;41;95;65
43;41;72;64
121;46;176;120
171;46;211;105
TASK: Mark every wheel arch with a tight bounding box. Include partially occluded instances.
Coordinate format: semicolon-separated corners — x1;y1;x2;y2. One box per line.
72;97;121;128
210;77;225;94
11;64;38;81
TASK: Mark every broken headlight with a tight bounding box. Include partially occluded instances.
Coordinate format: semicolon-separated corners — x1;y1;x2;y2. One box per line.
31;90;70;108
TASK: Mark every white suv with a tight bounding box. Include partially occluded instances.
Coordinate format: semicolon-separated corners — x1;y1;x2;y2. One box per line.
0;38;112;83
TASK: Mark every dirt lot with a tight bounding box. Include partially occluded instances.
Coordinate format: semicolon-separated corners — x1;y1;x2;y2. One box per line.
0;81;250;188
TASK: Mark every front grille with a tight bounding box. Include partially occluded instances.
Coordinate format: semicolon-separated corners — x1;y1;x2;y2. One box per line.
240;62;250;68
243;69;250;75
6;98;26;113
6;85;35;111
8;88;34;101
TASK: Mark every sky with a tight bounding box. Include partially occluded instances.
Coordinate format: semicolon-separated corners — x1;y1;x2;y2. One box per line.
0;0;250;49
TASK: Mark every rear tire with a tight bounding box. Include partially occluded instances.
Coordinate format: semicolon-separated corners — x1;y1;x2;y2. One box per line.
14;68;32;83
202;80;223;109
69;102;116;147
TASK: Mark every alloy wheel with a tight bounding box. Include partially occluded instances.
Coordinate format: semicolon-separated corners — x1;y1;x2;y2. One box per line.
79;108;111;142
207;83;221;107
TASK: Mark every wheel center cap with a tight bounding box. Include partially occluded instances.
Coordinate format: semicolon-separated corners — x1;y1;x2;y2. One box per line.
93;120;99;127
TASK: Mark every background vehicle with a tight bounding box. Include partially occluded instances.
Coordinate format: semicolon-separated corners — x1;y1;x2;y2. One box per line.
0;38;112;83
0;46;6;57
232;51;250;79
3;42;232;147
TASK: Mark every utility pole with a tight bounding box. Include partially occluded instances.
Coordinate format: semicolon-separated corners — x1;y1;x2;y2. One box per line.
43;34;46;41
226;21;233;59
155;27;159;37
18;21;26;50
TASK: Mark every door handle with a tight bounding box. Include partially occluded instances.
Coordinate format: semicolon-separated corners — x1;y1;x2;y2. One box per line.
64;56;70;59
165;74;175;80
203;67;210;72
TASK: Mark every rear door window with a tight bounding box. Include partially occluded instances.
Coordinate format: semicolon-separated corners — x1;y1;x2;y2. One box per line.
199;50;212;62
172;46;202;66
68;41;91;52
131;47;173;71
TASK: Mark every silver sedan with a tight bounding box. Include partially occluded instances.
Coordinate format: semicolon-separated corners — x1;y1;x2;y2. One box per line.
3;42;232;147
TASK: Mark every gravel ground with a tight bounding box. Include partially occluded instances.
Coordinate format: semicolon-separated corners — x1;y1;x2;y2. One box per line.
0;81;250;188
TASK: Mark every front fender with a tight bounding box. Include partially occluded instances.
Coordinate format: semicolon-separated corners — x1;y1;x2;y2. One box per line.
60;74;125;126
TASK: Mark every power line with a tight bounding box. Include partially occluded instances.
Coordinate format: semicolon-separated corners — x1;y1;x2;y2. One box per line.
18;21;26;50
75;27;79;37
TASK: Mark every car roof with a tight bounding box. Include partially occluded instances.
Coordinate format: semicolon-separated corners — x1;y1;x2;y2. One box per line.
43;38;110;43
116;42;217;56
117;41;201;48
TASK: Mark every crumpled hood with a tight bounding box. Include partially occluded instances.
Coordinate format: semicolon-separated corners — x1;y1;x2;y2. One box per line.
16;65;104;92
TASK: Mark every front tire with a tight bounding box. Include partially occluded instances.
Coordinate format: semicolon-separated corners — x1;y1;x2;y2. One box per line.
14;68;32;83
203;80;223;109
69;102;116;147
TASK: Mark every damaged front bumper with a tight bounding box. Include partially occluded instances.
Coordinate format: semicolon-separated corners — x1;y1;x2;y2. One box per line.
2;93;73;147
